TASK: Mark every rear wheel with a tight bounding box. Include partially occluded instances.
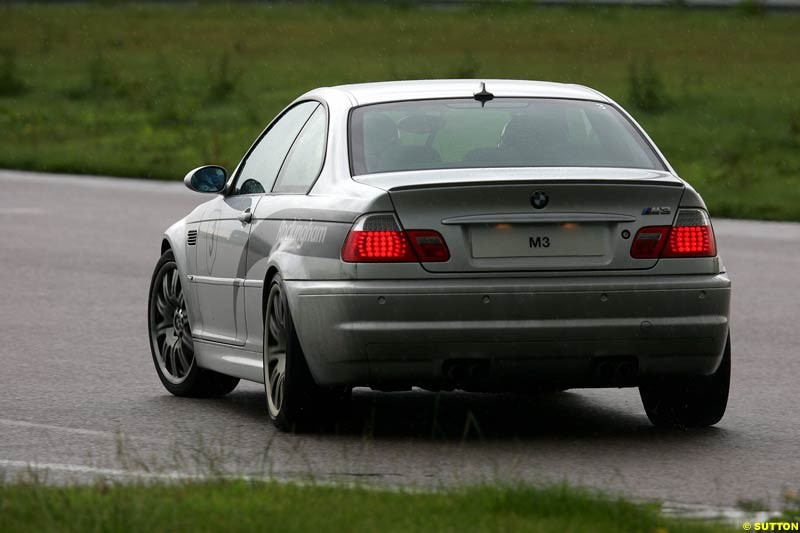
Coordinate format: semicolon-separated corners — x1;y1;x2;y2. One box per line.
148;249;239;397
639;334;731;428
263;274;349;431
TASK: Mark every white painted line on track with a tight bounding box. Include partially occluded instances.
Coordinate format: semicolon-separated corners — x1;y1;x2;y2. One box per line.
0;459;391;488
0;169;193;194
0;207;44;215
660;500;780;525
0;459;193;481
0;418;165;443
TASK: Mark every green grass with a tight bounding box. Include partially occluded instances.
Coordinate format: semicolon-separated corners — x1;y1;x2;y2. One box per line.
2;3;799;220
0;480;740;533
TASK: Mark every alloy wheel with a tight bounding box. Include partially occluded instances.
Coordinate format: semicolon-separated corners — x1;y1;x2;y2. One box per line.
264;283;287;417
150;262;194;384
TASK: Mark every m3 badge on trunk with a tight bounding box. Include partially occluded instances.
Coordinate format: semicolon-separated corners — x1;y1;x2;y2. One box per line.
642;206;672;215
531;191;549;209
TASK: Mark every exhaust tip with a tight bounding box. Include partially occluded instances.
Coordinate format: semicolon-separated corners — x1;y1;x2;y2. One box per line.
592;357;639;386
443;359;491;384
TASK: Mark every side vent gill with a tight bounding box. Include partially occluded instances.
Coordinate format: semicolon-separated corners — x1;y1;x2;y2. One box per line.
187;229;198;246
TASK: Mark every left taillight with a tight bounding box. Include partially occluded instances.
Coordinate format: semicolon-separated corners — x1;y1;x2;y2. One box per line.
341;213;450;263
630;208;716;259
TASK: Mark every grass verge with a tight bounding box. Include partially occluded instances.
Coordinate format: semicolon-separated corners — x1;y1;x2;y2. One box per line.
0;479;740;533
1;4;799;220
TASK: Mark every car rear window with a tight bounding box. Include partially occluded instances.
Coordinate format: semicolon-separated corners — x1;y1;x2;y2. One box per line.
349;98;665;175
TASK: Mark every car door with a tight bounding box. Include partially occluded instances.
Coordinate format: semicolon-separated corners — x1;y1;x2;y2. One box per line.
244;103;329;349
192;100;320;345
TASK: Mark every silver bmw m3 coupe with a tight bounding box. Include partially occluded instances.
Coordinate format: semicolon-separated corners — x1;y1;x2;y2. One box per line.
148;79;731;431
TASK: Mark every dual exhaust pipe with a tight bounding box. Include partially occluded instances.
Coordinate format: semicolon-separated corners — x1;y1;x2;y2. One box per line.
441;357;639;386
593;357;638;386
444;360;489;383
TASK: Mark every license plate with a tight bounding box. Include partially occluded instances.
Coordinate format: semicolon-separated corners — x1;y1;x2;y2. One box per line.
471;223;607;258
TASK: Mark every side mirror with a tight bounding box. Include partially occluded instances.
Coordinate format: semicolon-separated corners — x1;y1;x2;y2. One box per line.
184;165;227;193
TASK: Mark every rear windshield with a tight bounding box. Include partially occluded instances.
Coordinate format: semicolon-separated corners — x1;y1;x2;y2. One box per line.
349;98;664;175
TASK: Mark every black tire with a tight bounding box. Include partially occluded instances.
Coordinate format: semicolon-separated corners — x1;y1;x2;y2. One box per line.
263;273;349;431
639;334;731;428
148;249;239;398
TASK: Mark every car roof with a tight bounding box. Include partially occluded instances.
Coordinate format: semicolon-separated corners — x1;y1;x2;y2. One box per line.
326;79;609;106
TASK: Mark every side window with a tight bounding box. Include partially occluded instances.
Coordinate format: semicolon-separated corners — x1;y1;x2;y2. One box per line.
272;106;327;194
234;101;319;195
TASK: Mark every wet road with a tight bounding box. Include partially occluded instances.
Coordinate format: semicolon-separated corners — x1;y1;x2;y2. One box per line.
1;170;798;509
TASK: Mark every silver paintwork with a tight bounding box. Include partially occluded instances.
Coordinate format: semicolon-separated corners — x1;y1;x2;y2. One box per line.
158;79;730;389
286;274;729;386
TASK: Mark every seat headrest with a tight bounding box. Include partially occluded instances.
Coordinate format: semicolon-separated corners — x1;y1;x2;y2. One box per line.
499;110;568;151
363;113;400;157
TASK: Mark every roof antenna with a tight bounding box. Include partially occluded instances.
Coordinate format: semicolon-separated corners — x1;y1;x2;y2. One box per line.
473;82;494;107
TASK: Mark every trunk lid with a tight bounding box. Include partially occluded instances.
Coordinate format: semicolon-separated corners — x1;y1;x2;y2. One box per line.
357;168;684;273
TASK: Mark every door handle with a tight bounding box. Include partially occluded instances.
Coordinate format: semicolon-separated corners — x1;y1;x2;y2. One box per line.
238;208;253;224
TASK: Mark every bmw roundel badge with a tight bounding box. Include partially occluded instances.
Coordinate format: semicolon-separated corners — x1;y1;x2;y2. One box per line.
531;191;549;209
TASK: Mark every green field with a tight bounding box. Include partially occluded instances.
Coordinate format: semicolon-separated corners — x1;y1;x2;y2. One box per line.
0;479;743;533
2;4;799;220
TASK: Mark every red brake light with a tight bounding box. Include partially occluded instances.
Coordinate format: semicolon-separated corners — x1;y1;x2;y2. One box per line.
341;214;450;263
663;225;716;257
341;230;416;262
630;209;716;259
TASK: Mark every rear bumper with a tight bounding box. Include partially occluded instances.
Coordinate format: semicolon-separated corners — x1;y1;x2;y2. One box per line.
285;274;731;388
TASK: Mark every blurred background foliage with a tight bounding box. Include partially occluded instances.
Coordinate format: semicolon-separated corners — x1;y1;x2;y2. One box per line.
1;2;799;220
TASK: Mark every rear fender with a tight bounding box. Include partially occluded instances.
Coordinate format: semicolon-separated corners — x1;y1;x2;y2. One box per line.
678;181;708;210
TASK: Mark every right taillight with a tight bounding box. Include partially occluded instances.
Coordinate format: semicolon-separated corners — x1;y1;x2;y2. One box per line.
341;213;450;263
630;208;716;259
662;209;716;257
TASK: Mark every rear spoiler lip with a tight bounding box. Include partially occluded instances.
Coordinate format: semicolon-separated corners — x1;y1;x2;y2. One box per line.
353;168;685;191
441;212;637;225
382;178;684;192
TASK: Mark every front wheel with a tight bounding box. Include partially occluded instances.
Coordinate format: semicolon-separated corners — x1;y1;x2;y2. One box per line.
148;249;239;397
263;274;349;431
639;334;731;428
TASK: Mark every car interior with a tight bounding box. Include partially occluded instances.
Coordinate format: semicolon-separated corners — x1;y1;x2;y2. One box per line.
354;100;660;175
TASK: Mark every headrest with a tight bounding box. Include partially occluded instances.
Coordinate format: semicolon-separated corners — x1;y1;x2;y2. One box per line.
499;110;567;150
363;113;400;156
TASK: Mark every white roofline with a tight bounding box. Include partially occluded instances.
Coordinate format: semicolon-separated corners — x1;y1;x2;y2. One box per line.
323;79;610;106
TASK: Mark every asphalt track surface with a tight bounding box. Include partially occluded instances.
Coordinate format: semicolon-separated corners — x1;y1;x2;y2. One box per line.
1;170;798;510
